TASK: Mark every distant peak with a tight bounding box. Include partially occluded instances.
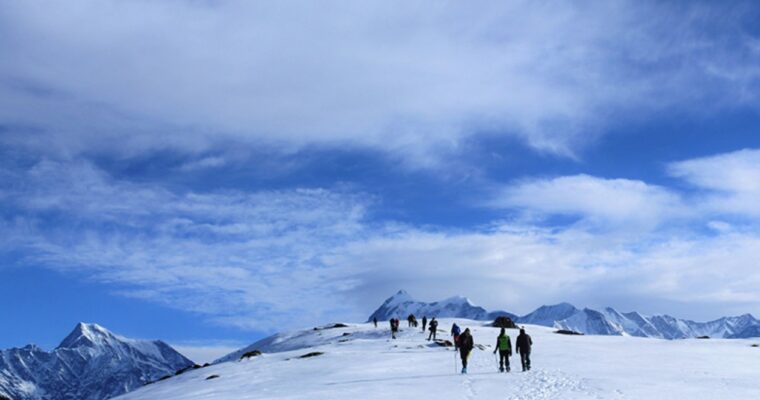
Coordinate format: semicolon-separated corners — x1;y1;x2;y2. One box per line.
386;289;412;300
543;302;577;310
58;322;117;349
442;295;472;305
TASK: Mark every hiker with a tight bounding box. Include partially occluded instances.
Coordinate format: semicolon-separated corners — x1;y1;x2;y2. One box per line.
390;318;400;339
493;328;512;372
457;328;474;374
515;327;533;371
427;318;439;341
407;314;415;328
451;323;461;349
422;316;428;332
373;317;378;328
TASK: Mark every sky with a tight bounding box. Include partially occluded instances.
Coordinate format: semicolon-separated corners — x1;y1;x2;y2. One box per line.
2;0;760;362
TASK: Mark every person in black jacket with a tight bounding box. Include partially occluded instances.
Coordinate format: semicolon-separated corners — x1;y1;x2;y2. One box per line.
427;318;439;341
515;327;533;371
422;316;428;332
457;328;474;374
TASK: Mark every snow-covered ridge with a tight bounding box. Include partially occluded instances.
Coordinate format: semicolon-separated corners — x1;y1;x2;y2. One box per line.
115;319;760;400
368;290;760;339
0;323;193;400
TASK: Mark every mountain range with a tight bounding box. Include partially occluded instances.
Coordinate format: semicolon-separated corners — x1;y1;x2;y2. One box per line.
0;323;193;400
368;290;760;339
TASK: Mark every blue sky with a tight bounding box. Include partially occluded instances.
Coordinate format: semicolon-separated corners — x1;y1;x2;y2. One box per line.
2;1;760;361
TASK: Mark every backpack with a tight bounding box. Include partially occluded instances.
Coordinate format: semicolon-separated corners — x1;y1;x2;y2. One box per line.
497;335;511;351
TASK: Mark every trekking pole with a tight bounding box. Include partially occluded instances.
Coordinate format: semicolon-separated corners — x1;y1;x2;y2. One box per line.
454;348;457;374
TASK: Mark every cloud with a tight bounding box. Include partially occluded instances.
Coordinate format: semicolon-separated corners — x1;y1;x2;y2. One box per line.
3;149;760;329
669;148;760;217
2;1;760;163
491;174;683;229
0;159;371;330
178;156;227;171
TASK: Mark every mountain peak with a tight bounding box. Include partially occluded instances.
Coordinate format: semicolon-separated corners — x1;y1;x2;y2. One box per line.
442;295;472;305
383;289;413;305
57;322;118;349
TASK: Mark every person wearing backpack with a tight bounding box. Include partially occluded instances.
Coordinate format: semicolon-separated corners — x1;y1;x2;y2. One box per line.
451;323;461;349
457;328;474;374
390;318;400;339
515;327;533;371
492;328;512;372
422;316;428;332
427;318;439;341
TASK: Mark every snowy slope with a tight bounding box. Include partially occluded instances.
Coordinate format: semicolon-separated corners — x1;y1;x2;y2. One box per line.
114;319;760;400
554;308;623;336
367;290;515;322
519;303;580;327
0;323;193;400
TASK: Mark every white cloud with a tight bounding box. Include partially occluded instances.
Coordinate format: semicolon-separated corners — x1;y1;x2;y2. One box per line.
4;149;760;329
491;174;683;229
1;1;759;163
669;148;760;217
1;160;371;330
178;156;227;171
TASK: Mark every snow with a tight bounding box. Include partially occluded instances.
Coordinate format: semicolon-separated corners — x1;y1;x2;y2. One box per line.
367;290;508;322
115;319;760;400
367;291;760;339
0;323;193;400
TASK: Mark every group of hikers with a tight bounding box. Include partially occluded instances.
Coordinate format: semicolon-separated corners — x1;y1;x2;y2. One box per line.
373;315;533;374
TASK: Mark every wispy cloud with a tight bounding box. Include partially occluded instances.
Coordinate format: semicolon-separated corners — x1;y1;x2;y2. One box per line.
3;148;760;326
668;148;760;217
2;1;760;164
490;174;684;230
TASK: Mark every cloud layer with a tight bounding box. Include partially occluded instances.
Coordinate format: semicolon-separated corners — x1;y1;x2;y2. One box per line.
3;148;760;327
2;1;760;163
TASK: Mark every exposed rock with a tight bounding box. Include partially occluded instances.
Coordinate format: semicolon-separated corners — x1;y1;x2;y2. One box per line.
555;329;584;336
432;339;453;347
492;316;517;329
240;350;262;360
298;352;325;359
314;323;350;331
205;375;220;380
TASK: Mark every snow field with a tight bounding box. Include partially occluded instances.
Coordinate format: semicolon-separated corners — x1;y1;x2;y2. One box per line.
116;319;760;400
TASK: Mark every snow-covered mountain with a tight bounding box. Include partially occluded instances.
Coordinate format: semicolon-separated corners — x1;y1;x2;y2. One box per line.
545;308;760;339
114;318;760;400
367;290;516;322
518;303;579;327
367;291;760;339
0;323;194;400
